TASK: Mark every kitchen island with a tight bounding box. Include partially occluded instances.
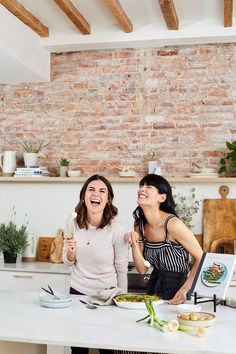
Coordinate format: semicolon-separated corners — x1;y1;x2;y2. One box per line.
0;291;235;354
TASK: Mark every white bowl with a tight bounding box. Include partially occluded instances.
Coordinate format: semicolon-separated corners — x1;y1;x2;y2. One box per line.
177;312;216;327
39;292;72;308
177;304;201;313
199;168;214;174
67;170;81;177
119;171;136;177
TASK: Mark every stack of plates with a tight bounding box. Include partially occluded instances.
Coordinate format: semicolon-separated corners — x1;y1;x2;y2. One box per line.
39;292;72;308
188;173;219;178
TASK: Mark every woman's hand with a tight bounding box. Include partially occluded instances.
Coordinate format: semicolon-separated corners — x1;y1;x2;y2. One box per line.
124;231;140;246
169;287;187;305
64;233;76;261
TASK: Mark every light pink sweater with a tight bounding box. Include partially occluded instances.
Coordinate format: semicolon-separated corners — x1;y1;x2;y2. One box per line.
62;219;129;295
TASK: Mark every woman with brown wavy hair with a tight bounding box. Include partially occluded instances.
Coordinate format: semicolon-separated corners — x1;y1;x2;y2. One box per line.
62;175;129;354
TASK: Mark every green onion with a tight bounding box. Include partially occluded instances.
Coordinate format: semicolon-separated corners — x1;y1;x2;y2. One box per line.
136;298;206;336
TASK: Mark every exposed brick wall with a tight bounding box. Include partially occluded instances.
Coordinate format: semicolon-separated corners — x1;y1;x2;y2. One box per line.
0;43;236;176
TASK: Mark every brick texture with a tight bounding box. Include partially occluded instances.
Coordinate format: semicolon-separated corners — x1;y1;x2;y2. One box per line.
0;43;236;176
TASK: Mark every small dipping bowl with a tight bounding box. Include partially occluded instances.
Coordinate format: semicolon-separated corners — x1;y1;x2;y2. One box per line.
67;170;81;177
177;304;201;313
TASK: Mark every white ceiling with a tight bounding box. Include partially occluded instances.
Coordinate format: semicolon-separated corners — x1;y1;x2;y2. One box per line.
1;0;236;83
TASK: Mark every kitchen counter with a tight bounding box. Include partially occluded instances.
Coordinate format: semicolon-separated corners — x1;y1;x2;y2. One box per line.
0;291;236;354
0;261;70;274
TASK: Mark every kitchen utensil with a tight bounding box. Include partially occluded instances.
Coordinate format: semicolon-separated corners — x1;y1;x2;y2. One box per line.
203;185;236;252
22;235;37;262
41;285;60;299
79;299;97;309
0;151;16;175
135;243;150;268
67;212;77;234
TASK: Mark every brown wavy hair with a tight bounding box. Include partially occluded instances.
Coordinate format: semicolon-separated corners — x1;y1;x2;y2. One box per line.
75;174;118;229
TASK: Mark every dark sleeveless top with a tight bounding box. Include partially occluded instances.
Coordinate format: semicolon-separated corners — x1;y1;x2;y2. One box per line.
139;214;190;300
140;214;190;273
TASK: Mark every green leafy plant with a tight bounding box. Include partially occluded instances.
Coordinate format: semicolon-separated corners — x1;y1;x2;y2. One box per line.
59;158;70;166
20;139;49;153
218;140;236;176
0;221;28;254
173;187;200;229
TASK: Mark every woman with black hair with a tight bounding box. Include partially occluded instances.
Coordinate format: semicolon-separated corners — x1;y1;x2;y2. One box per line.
125;174;202;305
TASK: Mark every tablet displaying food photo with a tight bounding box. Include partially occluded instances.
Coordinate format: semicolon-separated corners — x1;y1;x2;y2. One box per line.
191;252;236;300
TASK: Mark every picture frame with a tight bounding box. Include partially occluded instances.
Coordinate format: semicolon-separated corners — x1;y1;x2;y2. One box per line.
190;252;236;300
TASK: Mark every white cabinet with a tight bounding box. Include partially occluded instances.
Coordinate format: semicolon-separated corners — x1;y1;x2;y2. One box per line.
0;270;69;291
0;263;71;354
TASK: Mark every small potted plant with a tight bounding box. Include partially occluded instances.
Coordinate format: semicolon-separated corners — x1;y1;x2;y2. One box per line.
20;138;49;167
218;140;236;176
0;220;29;263
59;158;70;177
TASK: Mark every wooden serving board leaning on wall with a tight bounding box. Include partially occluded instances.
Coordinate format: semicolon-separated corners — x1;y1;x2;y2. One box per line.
203;185;236;253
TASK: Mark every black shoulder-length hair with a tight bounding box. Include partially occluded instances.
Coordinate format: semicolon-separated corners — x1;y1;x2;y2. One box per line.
133;174;178;226
75;174;118;229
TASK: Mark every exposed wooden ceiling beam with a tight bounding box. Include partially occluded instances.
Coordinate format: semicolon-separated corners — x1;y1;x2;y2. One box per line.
158;0;179;30
224;0;233;27
0;0;49;37
105;0;133;33
54;0;91;35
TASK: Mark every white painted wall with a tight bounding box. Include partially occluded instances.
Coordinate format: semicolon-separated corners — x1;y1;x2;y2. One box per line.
0;6;50;83
0;180;235;237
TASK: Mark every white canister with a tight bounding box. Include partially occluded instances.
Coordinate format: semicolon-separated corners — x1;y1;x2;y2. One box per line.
0;151;16;175
22;235;37;262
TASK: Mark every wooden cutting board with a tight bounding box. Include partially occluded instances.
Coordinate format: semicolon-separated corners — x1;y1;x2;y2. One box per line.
37;237;55;262
203;185;236;253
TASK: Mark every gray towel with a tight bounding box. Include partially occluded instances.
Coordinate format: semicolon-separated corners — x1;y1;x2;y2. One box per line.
88;287;123;306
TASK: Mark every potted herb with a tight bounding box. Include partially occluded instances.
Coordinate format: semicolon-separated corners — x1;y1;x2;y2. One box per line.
0;221;28;263
218;140;236;176
59;158;70;177
20;138;49;167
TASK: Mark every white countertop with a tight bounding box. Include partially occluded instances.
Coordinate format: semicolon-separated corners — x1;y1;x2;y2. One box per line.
0;261;70;274
0;291;235;354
